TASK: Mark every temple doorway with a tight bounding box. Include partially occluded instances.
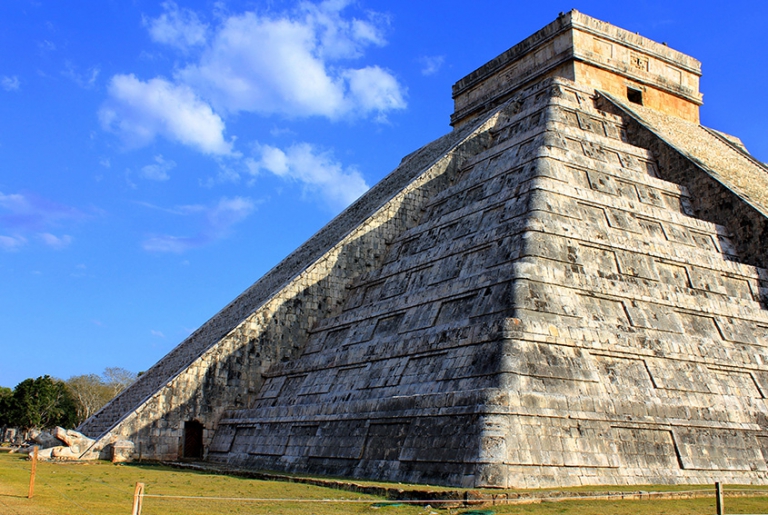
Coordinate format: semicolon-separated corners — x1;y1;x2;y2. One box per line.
183;420;204;459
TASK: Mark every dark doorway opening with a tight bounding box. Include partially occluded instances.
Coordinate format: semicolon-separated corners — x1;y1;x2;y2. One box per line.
183;420;204;459
627;87;643;105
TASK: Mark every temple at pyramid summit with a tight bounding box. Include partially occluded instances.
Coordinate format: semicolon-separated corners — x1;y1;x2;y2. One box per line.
79;11;768;488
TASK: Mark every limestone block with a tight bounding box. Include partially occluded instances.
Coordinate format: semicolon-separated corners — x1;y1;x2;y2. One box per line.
53;427;94;452
51;446;82;460
31;430;59;449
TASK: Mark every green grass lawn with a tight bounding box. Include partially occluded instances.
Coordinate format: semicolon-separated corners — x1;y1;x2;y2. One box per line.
1;453;767;515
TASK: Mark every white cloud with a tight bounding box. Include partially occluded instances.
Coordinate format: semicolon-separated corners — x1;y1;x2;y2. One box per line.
178;12;344;117
100;74;233;155
418;55;445;76
0;191;83;230
38;40;56;53
206;196;254;229
124;169;138;190
0;192;26;213
249;142;368;208
63;62;99;88
0;234;26;251
344;66;406;118
142;196;255;252
141;154;176;181
39;233;72;249
150;329;166;338
144;1;208;51
1;76;20;91
176;1;405;119
213;162;241;184
301;0;387;59
269;126;297;137
101;1;404;157
0;191;85;252
143;235;189;253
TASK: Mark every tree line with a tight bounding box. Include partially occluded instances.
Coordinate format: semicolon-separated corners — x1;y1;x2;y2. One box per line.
0;368;137;431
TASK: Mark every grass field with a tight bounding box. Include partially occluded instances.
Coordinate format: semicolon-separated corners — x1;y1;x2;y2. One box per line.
1;453;767;514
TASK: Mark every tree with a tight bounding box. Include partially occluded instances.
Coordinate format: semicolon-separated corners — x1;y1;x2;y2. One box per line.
102;367;136;396
0;386;12;427
65;368;137;425
65;374;112;424
9;376;78;430
0;368;137;430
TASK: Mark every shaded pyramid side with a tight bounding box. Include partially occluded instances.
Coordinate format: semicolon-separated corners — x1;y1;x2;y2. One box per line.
211;77;768;488
597;92;768;269
77;103;497;458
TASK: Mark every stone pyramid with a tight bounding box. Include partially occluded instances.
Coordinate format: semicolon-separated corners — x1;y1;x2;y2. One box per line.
79;11;768;488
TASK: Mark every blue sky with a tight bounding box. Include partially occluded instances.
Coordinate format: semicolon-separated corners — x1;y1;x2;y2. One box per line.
1;0;766;388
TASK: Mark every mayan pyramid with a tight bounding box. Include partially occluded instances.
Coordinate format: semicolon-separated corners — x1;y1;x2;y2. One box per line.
79;11;768;488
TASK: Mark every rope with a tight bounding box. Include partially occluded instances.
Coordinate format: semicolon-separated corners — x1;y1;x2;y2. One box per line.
1;456;97;515
52;488;98;515
6;455;768;511
0;497;22;515
137;487;768;504
141;495;459;503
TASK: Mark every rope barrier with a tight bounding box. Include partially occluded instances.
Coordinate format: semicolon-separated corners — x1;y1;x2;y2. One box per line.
136;488;768;503
6;454;768;514
52;488;98;515
141;495;470;502
131;487;768;515
2;453;97;515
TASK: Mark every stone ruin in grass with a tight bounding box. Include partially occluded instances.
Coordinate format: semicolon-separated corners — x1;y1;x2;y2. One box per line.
13;427;134;463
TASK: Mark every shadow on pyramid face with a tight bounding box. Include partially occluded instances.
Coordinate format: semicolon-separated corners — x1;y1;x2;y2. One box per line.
594;95;768;311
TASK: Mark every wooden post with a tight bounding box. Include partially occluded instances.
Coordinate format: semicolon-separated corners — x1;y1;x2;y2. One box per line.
715;482;724;515
131;482;145;515
27;446;38;499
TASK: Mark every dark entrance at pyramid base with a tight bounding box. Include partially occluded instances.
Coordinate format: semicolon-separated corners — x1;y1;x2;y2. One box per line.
183;420;204;459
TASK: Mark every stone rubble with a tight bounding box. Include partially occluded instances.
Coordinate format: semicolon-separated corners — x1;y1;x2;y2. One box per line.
12;427;132;462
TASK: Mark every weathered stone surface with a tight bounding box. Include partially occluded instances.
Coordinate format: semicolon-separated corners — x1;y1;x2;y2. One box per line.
450;10;702;128
21;427;107;461
31;429;60;449
2;428;20;445
111;440;135;463
79;11;768;488
53;427;93;451
35;447;55;459
50;446;83;460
